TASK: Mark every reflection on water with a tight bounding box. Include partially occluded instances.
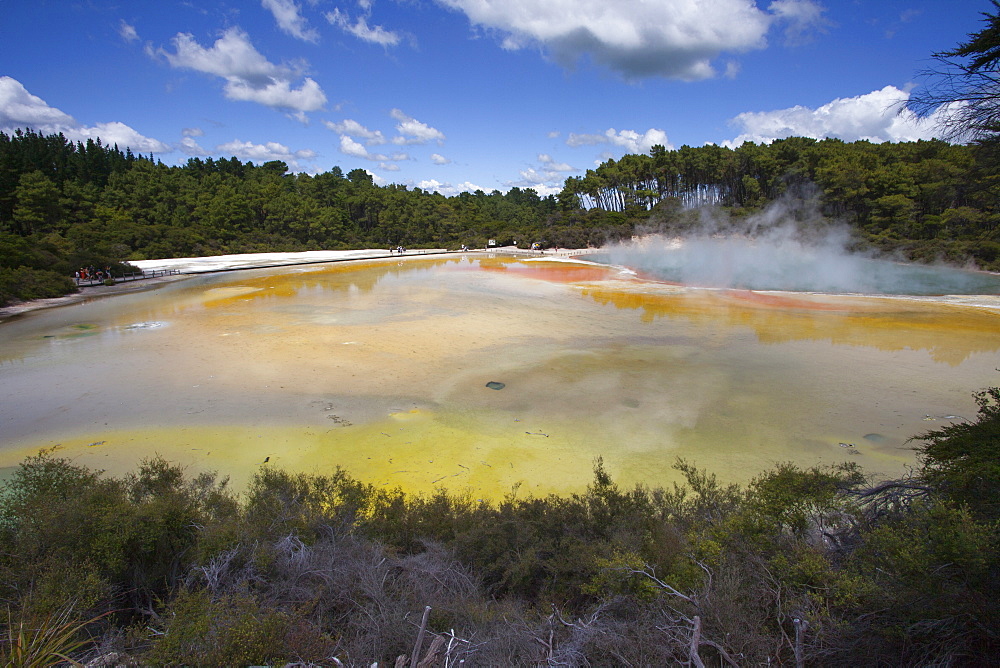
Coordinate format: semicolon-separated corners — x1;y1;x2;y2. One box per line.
1;255;999;495
580;285;1000;366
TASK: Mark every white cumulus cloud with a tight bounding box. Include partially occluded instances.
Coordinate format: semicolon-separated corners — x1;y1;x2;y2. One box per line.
435;0;827;80
416;179;487;196
324;118;386;144
723;85;951;146
566;127;672;154
390;108;445;145
338;134;408;162
216;139;317;167
505;153;578;194
430;153;451;165
768;0;831;44
326;8;401;46
151;27;327;115
516;168;552;185
505;176;562;197
538;153;574;172
180;136;209;156
0;77;75;127
225;77;326;115
262;0;319;42
74;122;174;154
0;76;171;153
417;179;446;191
119;20;140;43
339;135;377;159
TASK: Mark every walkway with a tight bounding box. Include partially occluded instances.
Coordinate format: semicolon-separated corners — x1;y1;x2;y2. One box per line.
75;268;182;288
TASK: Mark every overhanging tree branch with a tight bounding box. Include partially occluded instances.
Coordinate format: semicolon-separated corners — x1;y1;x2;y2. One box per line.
906;1;1000;143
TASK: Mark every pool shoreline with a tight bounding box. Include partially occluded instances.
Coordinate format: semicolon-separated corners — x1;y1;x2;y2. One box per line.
1;250;997;498
0;247;587;324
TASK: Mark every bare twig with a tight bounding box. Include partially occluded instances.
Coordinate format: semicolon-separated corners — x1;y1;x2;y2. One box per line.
627;566;696;604
410;605;432;668
689;615;705;668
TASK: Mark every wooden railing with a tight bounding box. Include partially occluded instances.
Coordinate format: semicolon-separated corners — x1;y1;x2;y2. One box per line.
480;247;584;257
74;268;181;287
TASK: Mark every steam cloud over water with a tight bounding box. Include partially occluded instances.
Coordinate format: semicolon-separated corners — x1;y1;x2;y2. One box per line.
597;202;1000;296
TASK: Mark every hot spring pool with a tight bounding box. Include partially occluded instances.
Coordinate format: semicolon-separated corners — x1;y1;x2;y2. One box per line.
584;236;1000;296
1;253;998;496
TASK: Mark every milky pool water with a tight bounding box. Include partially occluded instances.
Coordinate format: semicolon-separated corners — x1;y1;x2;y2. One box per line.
1;255;999;496
592;237;1000;295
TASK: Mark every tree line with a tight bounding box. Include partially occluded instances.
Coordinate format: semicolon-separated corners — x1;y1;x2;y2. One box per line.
3;3;1000;306
0;128;635;306
1;387;997;665
563;137;999;262
1;124;999;307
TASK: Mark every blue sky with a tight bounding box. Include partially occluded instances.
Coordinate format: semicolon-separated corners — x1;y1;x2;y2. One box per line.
0;0;990;196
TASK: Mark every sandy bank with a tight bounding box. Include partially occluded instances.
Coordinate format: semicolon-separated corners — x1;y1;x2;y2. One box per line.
130;248;448;273
0;247;586;323
0;249;435;323
0;273;192;323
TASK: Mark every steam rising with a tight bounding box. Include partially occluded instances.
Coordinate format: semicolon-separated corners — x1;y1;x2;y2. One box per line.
600;198;1000;296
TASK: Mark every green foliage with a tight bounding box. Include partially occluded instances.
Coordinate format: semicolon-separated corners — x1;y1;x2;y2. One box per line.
0;232;49;269
12;171;62;236
743;462;864;537
2;128;998;292
3;606;105;668
0;267;76;306
242;465;381;539
147;589;297;666
916;386;1000;518
0;452;237;624
3;388;1000;664
908;1;1000;144
560;137;997;267
859;502;993;586
582;550;661;602
848;501;999;661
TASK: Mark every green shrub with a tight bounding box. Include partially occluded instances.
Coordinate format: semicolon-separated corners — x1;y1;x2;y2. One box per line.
915;387;1000;519
0;267;75;306
146;590;294;666
3;605;105;668
1;409;998;666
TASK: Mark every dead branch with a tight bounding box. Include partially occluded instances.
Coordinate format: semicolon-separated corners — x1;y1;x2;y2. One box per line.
793;617;809;668
847;480;933;499
689;615;705;668
416;635;446;667
700;638;741;667
627;566;696;604
410;605;432;668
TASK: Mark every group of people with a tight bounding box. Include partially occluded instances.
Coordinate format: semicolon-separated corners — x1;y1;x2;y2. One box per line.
74;266;113;284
